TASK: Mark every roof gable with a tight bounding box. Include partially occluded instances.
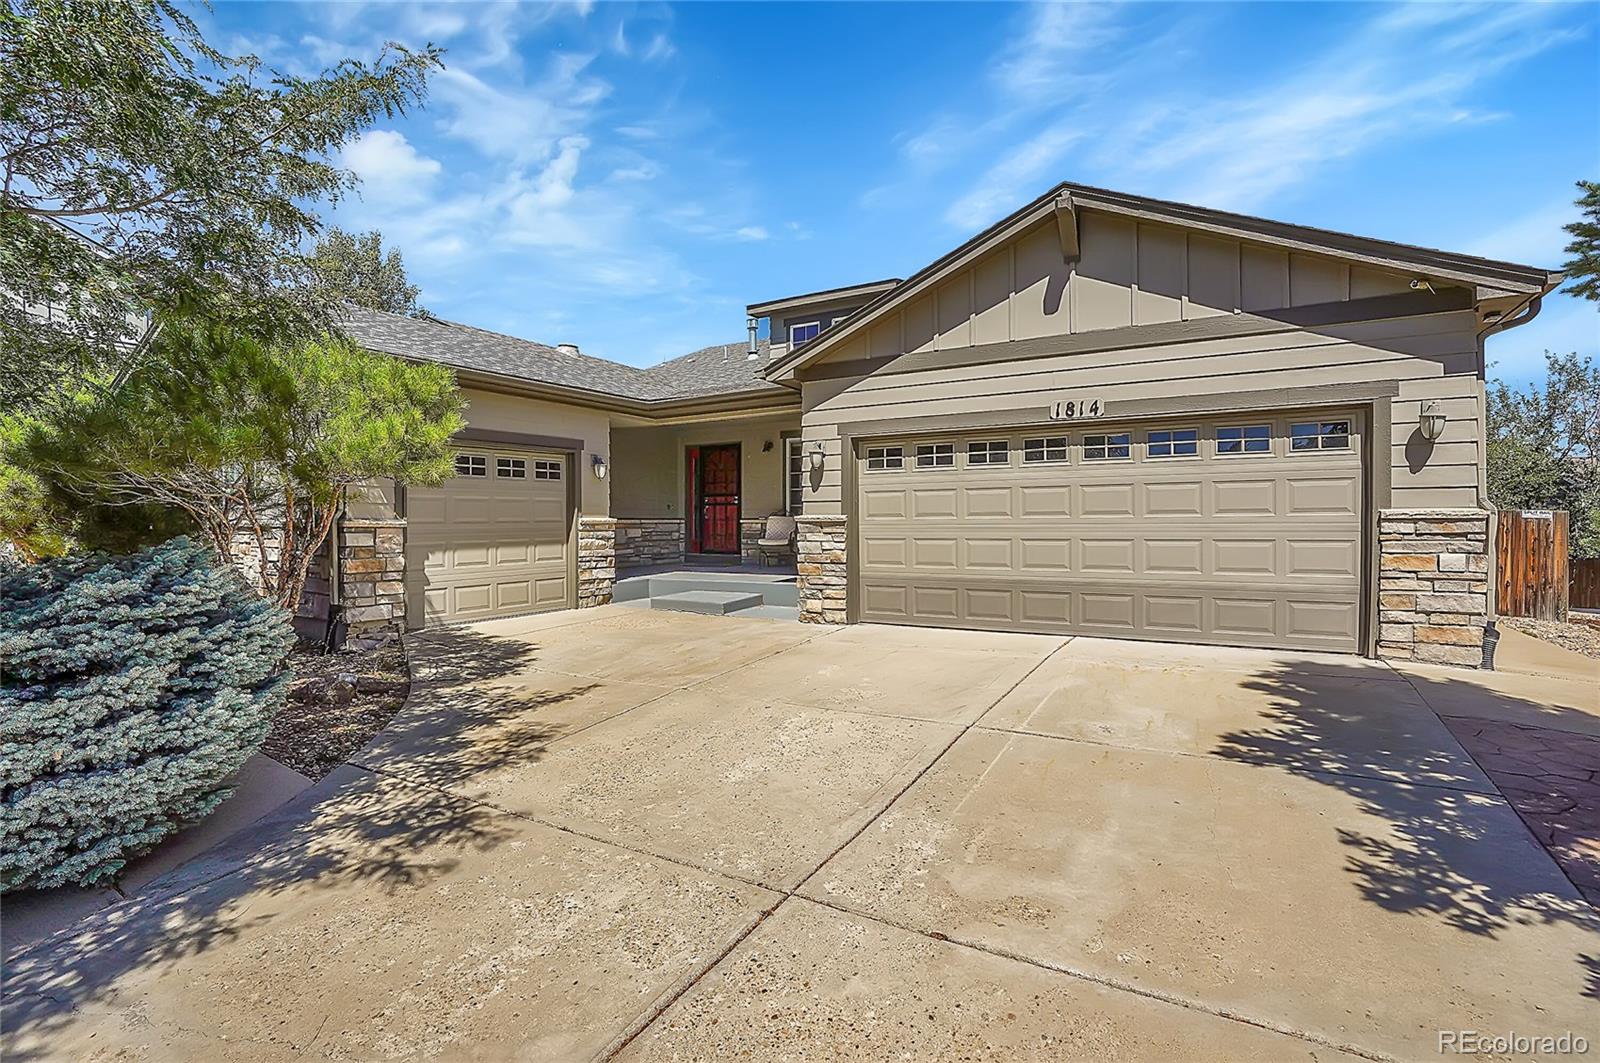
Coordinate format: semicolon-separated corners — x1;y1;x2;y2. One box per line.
764;181;1561;382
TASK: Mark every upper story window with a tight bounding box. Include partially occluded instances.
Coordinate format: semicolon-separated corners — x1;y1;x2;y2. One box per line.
454;453;487;477
1022;436;1068;463
967;440;1009;466
915;442;955;468
1290;419;1351;451
1147;428;1199;458
496;457;527;479
789;321;821;346
865;446;904;471
1083;432;1131;461
1218;425;1271;455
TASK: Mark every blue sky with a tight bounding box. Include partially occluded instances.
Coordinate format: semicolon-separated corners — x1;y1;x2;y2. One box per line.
205;1;1598;386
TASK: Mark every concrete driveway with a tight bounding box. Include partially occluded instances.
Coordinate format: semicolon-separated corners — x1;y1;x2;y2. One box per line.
5;607;1597;1061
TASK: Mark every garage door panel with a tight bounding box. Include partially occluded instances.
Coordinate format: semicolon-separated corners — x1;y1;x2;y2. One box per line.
405;449;572;628
857;410;1364;652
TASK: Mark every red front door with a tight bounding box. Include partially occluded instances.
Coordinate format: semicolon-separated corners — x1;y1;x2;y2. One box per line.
694;444;741;554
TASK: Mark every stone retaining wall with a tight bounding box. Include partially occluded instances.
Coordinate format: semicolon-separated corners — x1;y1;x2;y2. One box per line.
796;515;848;624
1377;507;1491;668
340;518;407;649
614;517;685;567
577;516;616;608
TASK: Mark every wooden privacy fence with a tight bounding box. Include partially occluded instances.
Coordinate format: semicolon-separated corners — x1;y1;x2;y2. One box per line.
1495;510;1569;620
1574;559;1600;611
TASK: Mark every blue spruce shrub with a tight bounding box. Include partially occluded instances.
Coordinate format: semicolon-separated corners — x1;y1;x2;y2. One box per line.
1;537;293;891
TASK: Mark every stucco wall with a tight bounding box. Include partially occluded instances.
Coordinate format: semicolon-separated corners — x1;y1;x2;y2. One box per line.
612;414;800;520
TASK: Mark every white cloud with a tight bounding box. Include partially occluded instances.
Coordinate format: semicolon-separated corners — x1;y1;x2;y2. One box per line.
1464;199;1577;268
338;129;442;205
990;2;1125;97
734;226;768;242
945;125;1084;230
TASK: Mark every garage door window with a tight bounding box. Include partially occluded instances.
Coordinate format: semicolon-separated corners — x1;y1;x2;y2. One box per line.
1218;424;1271;455
1147;428;1199;458
967;440;1009;466
533;459;562;480
1291;420;1351;452
496;457;527;479
1083;432;1131;461
866;446;904;471
1022;436;1068;463
915;442;955;469
454;454;487;477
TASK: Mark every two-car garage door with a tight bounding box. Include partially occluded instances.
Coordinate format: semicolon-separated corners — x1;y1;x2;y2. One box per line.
856;410;1366;652
405;447;573;627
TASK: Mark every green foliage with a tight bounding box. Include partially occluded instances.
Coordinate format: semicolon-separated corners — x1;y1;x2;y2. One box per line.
0;0;442;412
0;538;293;891
1563;180;1600;302
313;229;426;316
1487;352;1600;557
13;324;465;608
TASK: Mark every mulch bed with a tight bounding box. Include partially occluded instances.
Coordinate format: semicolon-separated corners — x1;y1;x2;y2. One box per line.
263;641;411;780
1500;617;1600;661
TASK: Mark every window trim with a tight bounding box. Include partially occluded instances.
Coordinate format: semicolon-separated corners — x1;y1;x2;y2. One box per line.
1216;423;1274;457
864;445;904;472
788;320;822;346
914;442;956;469
966;440;1010;467
532;458;562;481
1081;431;1132;462
1021;435;1069;464
1290;419;1352;452
454;453;488;477
496;456;527;479
1146;427;1200;460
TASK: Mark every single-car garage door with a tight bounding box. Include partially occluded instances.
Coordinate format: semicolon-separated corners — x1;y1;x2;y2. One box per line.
855;410;1366;652
405;447;574;627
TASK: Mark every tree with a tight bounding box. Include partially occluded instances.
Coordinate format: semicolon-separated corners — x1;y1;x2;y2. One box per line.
1487;352;1600;556
14;325;465;610
312;229;426;316
0;0;443;412
1563;180;1600;302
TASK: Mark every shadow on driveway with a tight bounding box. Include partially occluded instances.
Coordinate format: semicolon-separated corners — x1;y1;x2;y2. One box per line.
1212;660;1600;1001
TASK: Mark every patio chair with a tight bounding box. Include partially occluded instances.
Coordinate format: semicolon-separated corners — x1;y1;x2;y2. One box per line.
756;514;797;567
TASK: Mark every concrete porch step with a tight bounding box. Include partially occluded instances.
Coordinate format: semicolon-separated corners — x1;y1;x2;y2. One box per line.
650;590;766;615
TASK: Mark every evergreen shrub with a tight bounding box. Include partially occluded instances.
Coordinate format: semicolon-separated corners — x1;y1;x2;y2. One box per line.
1;538;292;891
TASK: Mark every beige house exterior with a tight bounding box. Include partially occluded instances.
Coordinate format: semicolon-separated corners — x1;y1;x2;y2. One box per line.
335;182;1559;667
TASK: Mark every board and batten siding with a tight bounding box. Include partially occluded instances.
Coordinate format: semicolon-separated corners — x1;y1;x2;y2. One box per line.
796;211;1485;514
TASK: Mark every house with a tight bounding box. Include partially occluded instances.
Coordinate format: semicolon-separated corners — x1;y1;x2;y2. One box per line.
336;181;1560;667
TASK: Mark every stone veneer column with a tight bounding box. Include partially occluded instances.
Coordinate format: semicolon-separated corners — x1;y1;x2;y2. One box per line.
339;517;406;648
796;515;848;624
1377;508;1491;667
577;516;616;608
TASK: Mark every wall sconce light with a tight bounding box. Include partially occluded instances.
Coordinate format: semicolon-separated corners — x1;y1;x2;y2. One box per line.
762;439;774;453
806;442;826;474
1419;400;1446;441
591;454;608;480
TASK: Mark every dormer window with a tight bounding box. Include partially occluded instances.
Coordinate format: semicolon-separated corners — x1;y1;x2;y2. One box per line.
789;321;821;346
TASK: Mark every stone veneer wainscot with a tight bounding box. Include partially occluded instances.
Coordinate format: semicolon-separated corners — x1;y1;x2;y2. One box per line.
340;518;407;649
577;516;617;608
1376;508;1491;667
796;515;848;624
613;517;685;567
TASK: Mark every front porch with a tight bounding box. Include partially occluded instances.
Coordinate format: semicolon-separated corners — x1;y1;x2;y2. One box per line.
608;411;802;569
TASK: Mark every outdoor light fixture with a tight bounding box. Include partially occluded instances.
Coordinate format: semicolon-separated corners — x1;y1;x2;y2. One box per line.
592;454;608;480
1419;401;1447;442
807;442;826;473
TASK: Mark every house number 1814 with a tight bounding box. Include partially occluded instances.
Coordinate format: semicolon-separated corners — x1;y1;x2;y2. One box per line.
1049;397;1105;420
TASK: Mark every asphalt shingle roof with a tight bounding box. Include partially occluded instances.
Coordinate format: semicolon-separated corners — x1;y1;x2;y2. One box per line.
340;308;788;402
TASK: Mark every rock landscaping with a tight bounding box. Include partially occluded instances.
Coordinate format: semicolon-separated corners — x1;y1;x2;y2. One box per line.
265;642;411;779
